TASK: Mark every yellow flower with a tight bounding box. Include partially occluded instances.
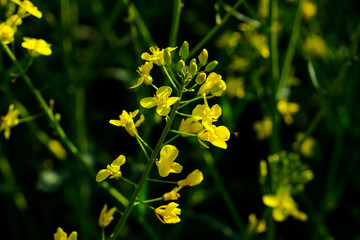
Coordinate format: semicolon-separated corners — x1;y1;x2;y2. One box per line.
53;227;77;240
96;155;126;182
156;145;182;177
302;35;327;57
302;0;317;21
247;213;266;234
253;116;273;140
21;37;52;57
178;169;204;187
140;86;180;116
109;109;144;137
6;14;22;30
277;99;300;125
141;46;177;66
197;121;230;149
192;94;222;125
263;186;308;222
163;189;180;201
0;23;14;44
251;33;270;58
198;72;226;97
293;132;316;158
11;0;42;18
155;202;181;224
130;61;153;89
98;204;117;228
178;118;203;137
226;76;245;99
0;104;20;139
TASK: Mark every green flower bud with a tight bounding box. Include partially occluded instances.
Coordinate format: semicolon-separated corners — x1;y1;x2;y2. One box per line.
179;41;189;59
164;48;172;65
177;60;185;71
189;59;198;76
198;49;208;66
205;60;218;72
195;72;206;85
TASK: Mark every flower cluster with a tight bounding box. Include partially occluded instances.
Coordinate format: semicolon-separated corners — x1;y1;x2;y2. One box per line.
0;0;51;56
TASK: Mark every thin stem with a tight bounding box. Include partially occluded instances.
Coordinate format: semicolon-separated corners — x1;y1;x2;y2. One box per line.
18;113;45;123
162;65;179;92
121;176;138;187
170;129;197;137
162;134;181;146
169;0;182;47
178;95;204;109
135;197;163;205
146;178;178;184
269;0;279;89
175;111;193;118
133;130;153;152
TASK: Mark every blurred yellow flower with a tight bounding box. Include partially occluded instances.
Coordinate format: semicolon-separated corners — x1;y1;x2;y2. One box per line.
226;76;245;99
258;0;270;19
0;23;14;44
11;0;42;19
251;33;270;58
277;99;300;125
109;109;144;137
302;35;327;57
178;169;204;187
98;204;117;228
140;86;180;116
263;186;308;222
302;0;317;21
247;213;266;234
293;132;316;158
163;190;180;201
141;46;177;66
198;72;226;97
0;104;20;139
53;227;77;240
156;145;182;177
253;116;272;140
197;121;230;149
48;139;67;160
21;37;52;57
96;155;126;182
155;202;181;224
178;117;203;137
130;61;153;89
6;14;22;31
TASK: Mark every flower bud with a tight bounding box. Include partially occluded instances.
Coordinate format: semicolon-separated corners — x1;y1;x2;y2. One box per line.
195;72;206;85
177;60;185;71
198;49;208;66
179;41;189;59
164;48;172;65
189;59;198;76
205;60;218;72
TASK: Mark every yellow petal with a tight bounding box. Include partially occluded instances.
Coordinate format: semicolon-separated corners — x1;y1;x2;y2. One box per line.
96;169;110;182
140;97;157;108
262;195;279;207
112;155;126;167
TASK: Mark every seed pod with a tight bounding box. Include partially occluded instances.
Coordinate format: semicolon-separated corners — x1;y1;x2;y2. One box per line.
179;41;189;59
205;60;218;72
198;49;208;66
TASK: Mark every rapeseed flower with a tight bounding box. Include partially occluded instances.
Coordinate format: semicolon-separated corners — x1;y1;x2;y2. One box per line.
277;99;300;125
302;0;317;21
0;23;14;44
96;155;126;182
293;132;316;158
253;116;273;140
98;204;117;227
21;37;52;57
198;72;226;97
302;35;327;57
6;14;22;31
192;94;222;125
0;104;20;139
130;61;153;89
140;86;180;116
155;202;181;224
226;76;245;99
141;46;177;66
109;109;144;137
197;121;230;149
156;145;182;177
178;169;203;187
178;117;203;137
53;227;77;240
11;0;42;19
163;190;180;201
247;213;266;234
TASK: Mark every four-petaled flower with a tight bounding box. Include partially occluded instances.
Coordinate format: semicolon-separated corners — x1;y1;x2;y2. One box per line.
198;72;226;97
53;227;77;240
11;0;43;19
130;61;154;89
141;46;177;66
96;155;126;182
156;145;182;177
109;109;144;137
0;104;20;139
0;23;15;44
140;86;180;116
155;202;181;224
192;94;222;125
197;121;230;149
262;186;308;222
21;37;52;57
178;169;204;187
178;117;203;137
98;204;117;228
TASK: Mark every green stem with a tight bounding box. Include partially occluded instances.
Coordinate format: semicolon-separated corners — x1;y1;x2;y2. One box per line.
170;129;196;137
169;0;182;47
176;111;193;118
135;197;163;205
146;178;178;184
162;65;179;91
121;176;138;187
269;0;279;89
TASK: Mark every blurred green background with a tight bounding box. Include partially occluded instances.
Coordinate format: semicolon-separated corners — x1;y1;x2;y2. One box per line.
1;0;360;239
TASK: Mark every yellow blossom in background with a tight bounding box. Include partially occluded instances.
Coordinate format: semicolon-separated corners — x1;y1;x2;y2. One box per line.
302;35;327;58
277;99;300;125
192;95;222;125
178;117;203;137
21;37;52;57
258;0;270;19
247;213;266;234
140;86;180;116
141;46;177;66
0;104;20;139
216;31;242;54
302;0;317;21
163;190;180;201
0;23;14;44
6;14;22;31
53;227;77;240
109;109;144;137
197;121;230;149
293;132;316;158
96;155;126;182
156;145;182;177
48;139;67;160
178;169;204;187
198;72;226;97
227;56;250;72
155;202;181;224
253;116;272;140
251;33;270;58
98;204;117;228
130;61;153;89
226;76;245;99
11;0;42;19
263;186;308;222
